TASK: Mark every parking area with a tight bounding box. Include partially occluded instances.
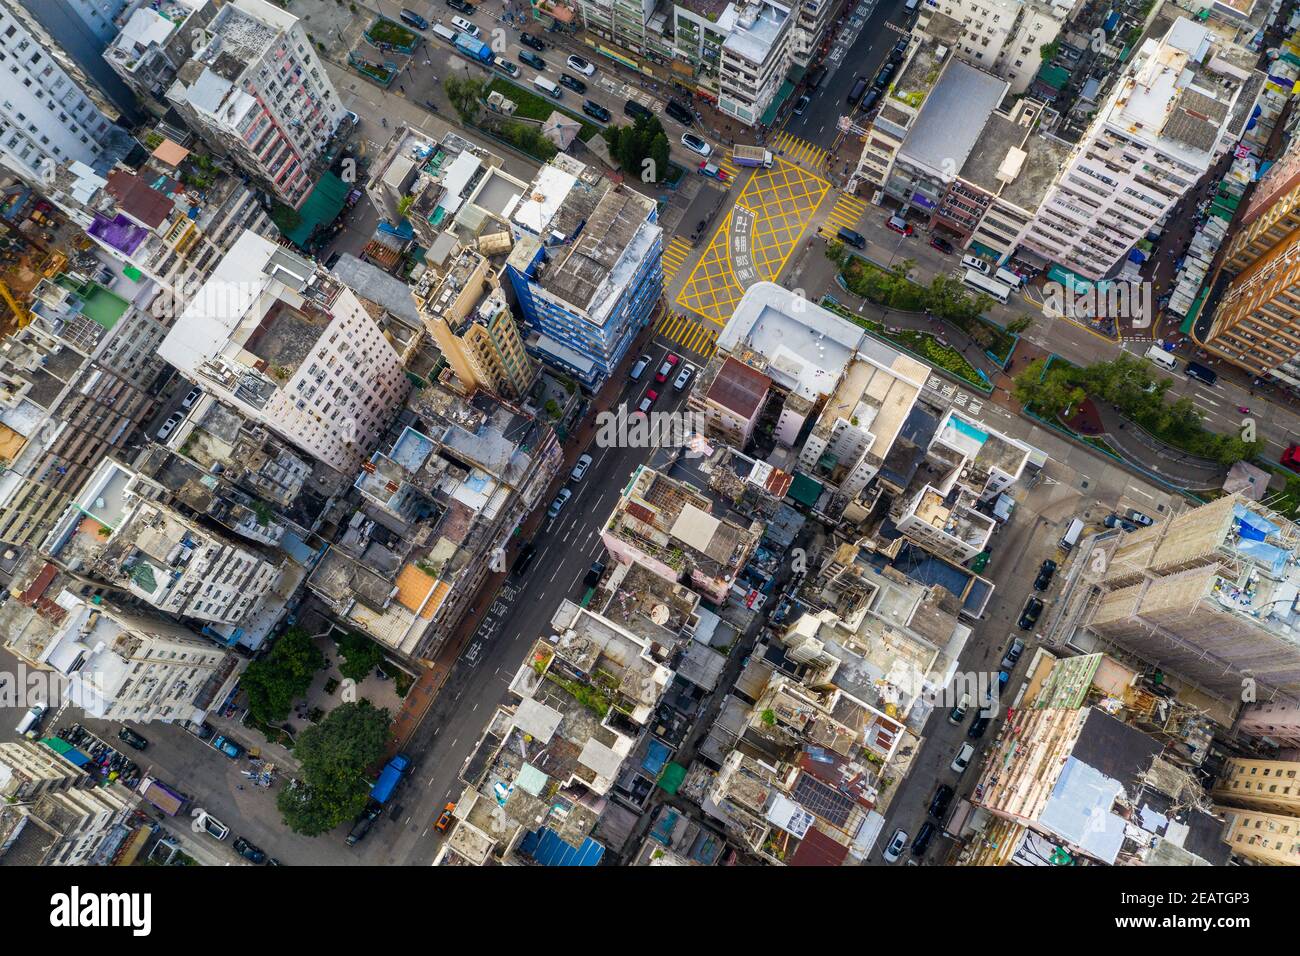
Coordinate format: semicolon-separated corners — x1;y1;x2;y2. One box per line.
676;159;830;326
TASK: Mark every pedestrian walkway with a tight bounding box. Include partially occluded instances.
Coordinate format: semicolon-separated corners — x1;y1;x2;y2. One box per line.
823;192;868;233
655;310;719;358
663;236;692;283
772;131;829;171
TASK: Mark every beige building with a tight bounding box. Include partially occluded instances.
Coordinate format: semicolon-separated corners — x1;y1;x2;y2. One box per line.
1220;809;1300;865
1214;758;1300;816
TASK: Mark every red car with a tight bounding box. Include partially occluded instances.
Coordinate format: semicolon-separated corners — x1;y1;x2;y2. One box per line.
1283;445;1300;473
929;236;954;254
654;354;679;383
636;389;659;415
886;215;913;236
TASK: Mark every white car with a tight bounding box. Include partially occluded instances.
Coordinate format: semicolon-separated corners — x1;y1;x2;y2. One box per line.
547;488;572;519
566;54;595;76
680;132;712;157
571;453;593;482
181;386;202;409
156;412;182;441
673;364;695;391
194;810;229;841
882;827;908;863
950;742;975;775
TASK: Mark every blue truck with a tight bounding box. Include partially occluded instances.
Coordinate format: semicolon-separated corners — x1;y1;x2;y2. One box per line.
454;33;493;63
370;754;410;805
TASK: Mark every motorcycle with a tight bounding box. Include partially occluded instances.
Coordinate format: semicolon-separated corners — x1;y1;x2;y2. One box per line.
1237;406;1250;414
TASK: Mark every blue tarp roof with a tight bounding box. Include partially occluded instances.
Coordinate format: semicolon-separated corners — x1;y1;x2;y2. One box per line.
517;827;605;866
643;739;671;776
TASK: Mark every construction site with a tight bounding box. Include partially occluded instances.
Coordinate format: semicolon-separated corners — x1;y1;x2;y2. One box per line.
0;172;77;341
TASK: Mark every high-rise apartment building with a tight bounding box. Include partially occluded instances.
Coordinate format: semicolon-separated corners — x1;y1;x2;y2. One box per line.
674;0;795;126
104;0;219;116
158;230;410;474
14;0;140;121
164;0;345;208
928;0;1072;94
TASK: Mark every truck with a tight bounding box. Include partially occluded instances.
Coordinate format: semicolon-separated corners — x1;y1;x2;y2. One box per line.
369;754;410;805
454;32;493;63
732;145;773;168
138;776;187;816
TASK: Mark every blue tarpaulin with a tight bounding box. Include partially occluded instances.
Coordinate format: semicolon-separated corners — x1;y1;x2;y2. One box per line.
517;827;605;866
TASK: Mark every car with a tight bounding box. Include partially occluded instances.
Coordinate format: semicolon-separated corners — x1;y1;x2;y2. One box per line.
655;354;680;383
117;727;149;751
967;714;991;739
400;8;429;29
435;802;457;832
951;742;976;774
583;99;611;122
190;721;215;741
929;236;954;254
948;693;971;725
859;88;881;113
493;57;520;78
665;99;693;125
911;821;936;856
181;386;202;409
847;76;868;103
232;837;266;863
518;50;545;70
512;543;537;576
446;0;473;10
883;827;908;863
1001;637;1026;671
636;389;659;415
196;811;229;841
1126;509;1154;526
345;807;379;846
698;161;728;182
673;364;695;391
211;735;244;759
566;54;595;76
570;453;593;482
519;32;545;51
873;62;896;89
630;354;651;381
1104;513;1137;532
928;784;954;820
583;561;606;588
1033;559;1057;591
625;99;653;121
680;132;711;157
792;94;811;116
156;412;182;441
547;488;572;519
1018;597;1044;631
885;215;912;236
890;38;909;61
559;73;587;93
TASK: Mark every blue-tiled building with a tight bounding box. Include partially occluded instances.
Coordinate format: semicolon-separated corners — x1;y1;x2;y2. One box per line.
505;157;662;390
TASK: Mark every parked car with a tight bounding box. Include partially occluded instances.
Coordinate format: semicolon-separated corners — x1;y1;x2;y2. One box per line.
630;354;651;381
1104;513;1137;532
1126;508;1154;526
673;364;695;391
928;784;954;820
967;715;991;739
792;94;811;115
583;561;606;588
890;38;909;61
1001;637;1026;671
655;354;680;383
1033;559;1057;591
156;413;182;441
345;807;380;846
211;735;244;759
519;32;545;50
570;453;593;482
233;837;266;863
446;0;473;11
636;389;659;415
117;727;149;751
911;821;936;856
197;811;229;841
512;543;537;576
547;488;572;519
582;99;611;123
929;236;954;254
886;215;912;236
518;50;545;70
666;99;694;125
883;827;908;863
698;161;729;182
190;721;215;741
566;53;595;75
435;802;457;832
948;693;970;725
859;88;880;114
951;742;975;774
559;73;586;94
493;57;520;77
1018;597;1044;631
181;386;202;409
680;132;711;157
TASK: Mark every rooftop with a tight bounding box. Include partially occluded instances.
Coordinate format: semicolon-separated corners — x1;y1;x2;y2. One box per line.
899;59;1009;179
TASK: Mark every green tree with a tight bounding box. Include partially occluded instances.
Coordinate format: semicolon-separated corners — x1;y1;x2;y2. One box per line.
1006;315;1033;334
443;76;484;125
335;631;385;684
602;115;669;182
241;628;325;725
277;700;391;836
824;239;848;268
270;202;301;234
1013;359;1084;416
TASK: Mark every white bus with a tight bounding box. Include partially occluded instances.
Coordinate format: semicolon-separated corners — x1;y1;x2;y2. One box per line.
962;269;1012;304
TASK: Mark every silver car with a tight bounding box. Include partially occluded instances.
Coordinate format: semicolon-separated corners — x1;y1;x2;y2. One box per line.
883;827;908;863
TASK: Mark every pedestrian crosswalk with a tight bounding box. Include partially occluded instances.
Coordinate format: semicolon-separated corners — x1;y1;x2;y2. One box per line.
716;155;741;180
663;236;693;283
772;131;829;170
823;192;868;233
655;310;719;358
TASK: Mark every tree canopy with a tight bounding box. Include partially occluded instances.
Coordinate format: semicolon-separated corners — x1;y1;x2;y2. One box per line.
241;628;324;726
277;700;391;836
603;115;670;183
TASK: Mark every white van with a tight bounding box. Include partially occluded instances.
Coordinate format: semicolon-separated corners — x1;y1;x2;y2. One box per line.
431;23;457;44
994;266;1023;288
15;704;45;736
961;254;989;275
451;15;480;37
533;76;562;99
1059;517;1085;551
1144;344;1177;371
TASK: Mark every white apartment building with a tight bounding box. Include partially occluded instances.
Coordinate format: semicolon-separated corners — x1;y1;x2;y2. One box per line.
37;592;231;724
0;0;125;182
929;0;1072;94
104;0;218;115
159;230;410;473
165;0;344;208
1019;17;1255;279
792;0;836;68
676;0;795;127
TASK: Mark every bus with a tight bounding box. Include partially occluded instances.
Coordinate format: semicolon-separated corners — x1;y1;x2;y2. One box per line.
961;269;1012;304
